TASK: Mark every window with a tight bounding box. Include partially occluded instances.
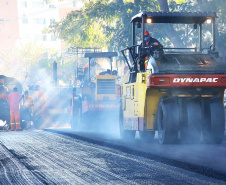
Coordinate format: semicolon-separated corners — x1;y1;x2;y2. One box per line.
8;36;11;39
34;35;46;41
51;35;57;41
34;35;42;41
6;2;9;5
32;2;44;8
73;1;83;8
43;35;47;41
73;1;76;7
49;4;56;8
50;19;55;24
22;18;28;24
21;34;30;39
33;18;46;24
21;1;27;8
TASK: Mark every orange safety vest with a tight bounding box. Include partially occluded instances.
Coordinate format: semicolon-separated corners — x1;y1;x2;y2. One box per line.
0;93;7;99
7;92;20;111
23;95;34;109
144;41;149;70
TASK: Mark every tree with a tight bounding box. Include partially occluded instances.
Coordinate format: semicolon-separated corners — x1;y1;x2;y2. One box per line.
45;0;226;60
44;0;160;51
0;42;76;86
195;0;226;60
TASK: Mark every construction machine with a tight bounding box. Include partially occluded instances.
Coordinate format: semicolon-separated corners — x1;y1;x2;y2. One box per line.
70;52;120;131
0;75;32;130
120;11;226;144
26;61;73;129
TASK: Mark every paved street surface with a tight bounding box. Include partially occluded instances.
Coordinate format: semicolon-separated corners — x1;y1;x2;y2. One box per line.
54;128;226;172
0;129;226;184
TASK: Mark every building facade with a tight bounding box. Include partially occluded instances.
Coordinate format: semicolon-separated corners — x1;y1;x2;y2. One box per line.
0;0;85;51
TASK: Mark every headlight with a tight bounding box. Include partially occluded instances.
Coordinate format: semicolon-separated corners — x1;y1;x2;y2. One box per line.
206;19;211;24
146;18;152;24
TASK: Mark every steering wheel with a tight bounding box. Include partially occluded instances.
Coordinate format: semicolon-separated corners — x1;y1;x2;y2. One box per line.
141;43;155;56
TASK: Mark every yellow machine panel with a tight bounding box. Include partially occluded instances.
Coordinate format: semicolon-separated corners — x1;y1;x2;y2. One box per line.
122;71;164;131
96;75;117;101
145;89;166;130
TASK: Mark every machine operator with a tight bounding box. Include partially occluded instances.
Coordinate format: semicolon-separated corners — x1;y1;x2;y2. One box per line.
139;30;163;70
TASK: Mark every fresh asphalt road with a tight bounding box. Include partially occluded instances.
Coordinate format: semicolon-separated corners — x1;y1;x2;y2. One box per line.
0;128;226;184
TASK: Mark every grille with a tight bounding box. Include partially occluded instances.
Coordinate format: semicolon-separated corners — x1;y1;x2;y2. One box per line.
97;79;116;94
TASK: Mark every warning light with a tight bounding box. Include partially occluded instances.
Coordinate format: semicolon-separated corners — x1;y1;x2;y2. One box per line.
206;19;212;24
146;18;152;24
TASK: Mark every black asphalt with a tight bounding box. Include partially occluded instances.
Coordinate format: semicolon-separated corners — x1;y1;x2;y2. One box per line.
0;129;226;184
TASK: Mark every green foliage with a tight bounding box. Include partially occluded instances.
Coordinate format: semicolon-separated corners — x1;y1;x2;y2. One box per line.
45;0;160;51
0;42;77;86
45;0;225;60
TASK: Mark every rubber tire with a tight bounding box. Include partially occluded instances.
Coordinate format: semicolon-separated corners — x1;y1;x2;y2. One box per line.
119;101;136;141
33;117;42;129
180;98;202;144
32;113;44;129
0;101;10;129
70;99;82;131
20;120;27;130
20;106;32;130
157;97;179;144
139;131;155;141
203;97;225;144
71;115;80;131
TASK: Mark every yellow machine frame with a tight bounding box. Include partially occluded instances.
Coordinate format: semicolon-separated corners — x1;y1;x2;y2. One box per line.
121;72;224;132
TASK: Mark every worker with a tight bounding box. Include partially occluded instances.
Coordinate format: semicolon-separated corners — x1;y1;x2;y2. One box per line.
0;83;8;100
23;91;34;112
36;85;47;115
71;87;82;130
7;87;23;131
99;69;111;75
143;30;163;53
112;70;117;75
22;90;34;127
140;30;163;70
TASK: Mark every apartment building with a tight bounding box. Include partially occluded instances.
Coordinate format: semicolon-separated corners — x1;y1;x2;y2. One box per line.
0;0;19;49
0;0;85;51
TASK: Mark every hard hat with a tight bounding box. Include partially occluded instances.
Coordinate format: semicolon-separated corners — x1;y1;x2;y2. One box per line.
144;30;149;36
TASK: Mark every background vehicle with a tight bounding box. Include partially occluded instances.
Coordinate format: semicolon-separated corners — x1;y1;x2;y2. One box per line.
71;52;121;131
44;86;72;128
120;11;226;144
27;66;73;130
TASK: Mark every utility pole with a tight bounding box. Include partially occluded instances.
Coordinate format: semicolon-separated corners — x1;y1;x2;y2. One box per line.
53;61;57;87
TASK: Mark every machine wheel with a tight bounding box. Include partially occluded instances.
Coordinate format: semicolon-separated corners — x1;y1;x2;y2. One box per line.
139;131;155;141
70;98;82;131
20;106;32;130
0;101;10;130
202;97;225;144
157;97;179;144
20;120;28;130
180;98;202;144
33;115;43;129
119;101;136;140
71;115;81;130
